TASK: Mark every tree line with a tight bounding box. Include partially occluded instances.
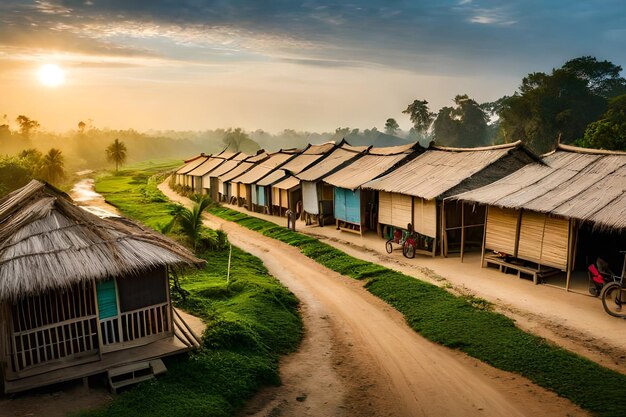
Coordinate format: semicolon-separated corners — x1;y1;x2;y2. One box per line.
394;56;626;153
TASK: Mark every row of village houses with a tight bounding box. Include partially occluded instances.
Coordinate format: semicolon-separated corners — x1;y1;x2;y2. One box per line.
175;140;626;291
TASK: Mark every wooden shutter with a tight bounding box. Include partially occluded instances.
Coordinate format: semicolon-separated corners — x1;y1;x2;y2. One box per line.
485;206;518;255
413;197;437;238
517;211;544;263
541;216;569;269
392;193;412;229
378;192;392;225
281;189;289;208
334;187;347;221
272;187;280;205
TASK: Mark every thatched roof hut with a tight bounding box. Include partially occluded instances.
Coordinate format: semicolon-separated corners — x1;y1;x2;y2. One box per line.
362;141;538;256
450;144;626;288
0;181;204;392
0;180;202;301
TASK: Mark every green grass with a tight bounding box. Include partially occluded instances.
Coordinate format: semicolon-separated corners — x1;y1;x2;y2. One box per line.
80;168;302;417
207;205;626;417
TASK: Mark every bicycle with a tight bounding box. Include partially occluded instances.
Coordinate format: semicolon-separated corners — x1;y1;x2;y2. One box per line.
600;251;626;318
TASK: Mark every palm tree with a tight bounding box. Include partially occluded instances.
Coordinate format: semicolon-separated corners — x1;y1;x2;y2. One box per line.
38;148;65;185
175;195;212;251
106;138;128;172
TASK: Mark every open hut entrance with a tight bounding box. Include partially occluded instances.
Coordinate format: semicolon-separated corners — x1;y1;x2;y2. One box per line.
96;267;171;353
560;224;626;295
442;201;486;259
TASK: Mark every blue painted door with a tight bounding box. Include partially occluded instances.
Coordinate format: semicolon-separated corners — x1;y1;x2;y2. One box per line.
334;187;346;221
96;279;118;319
258;186;266;206
345;190;361;224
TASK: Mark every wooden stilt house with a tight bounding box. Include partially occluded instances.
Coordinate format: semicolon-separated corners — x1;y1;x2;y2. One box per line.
451;144;626;288
363;142;537;257
0;181;204;393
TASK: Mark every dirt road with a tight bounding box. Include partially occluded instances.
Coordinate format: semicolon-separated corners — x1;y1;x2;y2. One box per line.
160;183;587;417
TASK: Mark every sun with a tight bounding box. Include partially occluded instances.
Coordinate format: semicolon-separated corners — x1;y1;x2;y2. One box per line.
37;64;64;87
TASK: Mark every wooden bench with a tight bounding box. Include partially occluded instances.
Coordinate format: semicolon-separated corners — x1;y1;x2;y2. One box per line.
484;255;560;284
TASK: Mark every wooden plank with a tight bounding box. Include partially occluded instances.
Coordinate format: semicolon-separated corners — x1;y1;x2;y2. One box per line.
484;206;518;255
517;210;545;263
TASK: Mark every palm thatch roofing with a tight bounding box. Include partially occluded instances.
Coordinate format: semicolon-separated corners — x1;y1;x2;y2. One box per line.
256;169;288;187
216;151;269;183
278;142;337;174
296;143;371;182
175;154;209;175
272;175;300;190
451;144;626;231
363;141;537;199
230;149;301;185
323;142;422;190
0;181;204;301
187;152;243;177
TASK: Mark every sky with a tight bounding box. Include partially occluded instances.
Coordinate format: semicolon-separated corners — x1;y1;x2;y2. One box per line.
1;0;625;133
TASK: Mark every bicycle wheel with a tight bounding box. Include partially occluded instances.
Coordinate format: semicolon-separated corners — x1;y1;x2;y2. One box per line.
403;242;415;259
385;240;393;254
601;282;626;318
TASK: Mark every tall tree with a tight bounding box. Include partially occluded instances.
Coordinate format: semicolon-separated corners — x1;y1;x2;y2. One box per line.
561;56;626;98
222;128;248;152
433;95;489;147
15;115;39;140
106;138;128;172
403;99;435;135
499;67;606;153
38;148;65;185
384;118;400;135
577;94;626;151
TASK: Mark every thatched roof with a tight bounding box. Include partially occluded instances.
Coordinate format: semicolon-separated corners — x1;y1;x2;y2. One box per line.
272;175;300;190
323;142;422;190
175;154;209;175
0;181;204;301
451;144;626;231
363;141;536;199
256;169;288;187
187;152;243;177
297;143;370;182
230;150;300;185
278;142;337;174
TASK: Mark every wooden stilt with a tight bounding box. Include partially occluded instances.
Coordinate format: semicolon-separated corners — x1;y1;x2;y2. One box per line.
480;206;488;268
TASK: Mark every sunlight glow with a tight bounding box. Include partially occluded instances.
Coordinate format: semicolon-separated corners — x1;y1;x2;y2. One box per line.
37;64;64;87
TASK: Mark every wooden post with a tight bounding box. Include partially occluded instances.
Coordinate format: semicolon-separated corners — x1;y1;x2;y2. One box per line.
441;200;448;258
565;218;575;292
460;202;465;263
480;206;488;268
92;282;103;359
226;244;232;285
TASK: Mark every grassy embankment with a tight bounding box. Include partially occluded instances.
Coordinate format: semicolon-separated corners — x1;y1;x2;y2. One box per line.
207;205;626;417
79;163;302;417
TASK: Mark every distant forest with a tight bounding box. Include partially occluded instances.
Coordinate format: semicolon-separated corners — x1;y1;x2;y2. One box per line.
2;55;626;196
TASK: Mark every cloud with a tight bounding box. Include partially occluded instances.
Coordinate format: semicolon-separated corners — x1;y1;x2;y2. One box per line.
0;0;624;77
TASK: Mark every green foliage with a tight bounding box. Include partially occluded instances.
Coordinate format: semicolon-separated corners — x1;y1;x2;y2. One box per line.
37;148;65;185
576;94;626;151
497;56;626;153
432;94;490;147
208;205;626;417
84;167;302;417
222;128;260;154
384;118;399;135
0;156;32;197
402;99;435;135
106;138;128;172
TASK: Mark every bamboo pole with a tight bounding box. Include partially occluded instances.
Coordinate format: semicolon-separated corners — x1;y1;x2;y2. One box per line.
460;203;465;263
226;244;232;284
565;219;574;292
